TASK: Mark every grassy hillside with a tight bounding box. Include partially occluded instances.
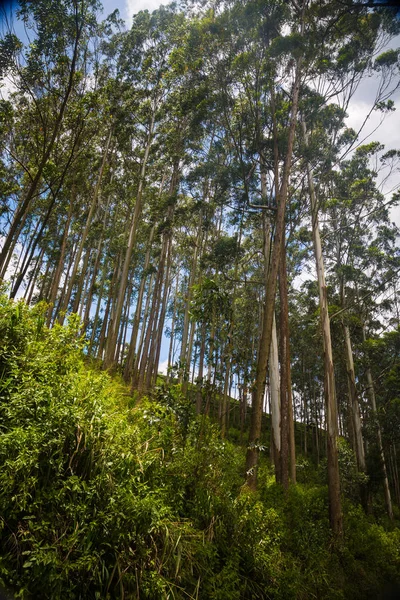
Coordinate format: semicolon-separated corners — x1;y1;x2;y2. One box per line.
0;295;399;599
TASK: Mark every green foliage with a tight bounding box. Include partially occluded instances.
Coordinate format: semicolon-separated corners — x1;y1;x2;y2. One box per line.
342;504;400;599
0;34;22;78
374;49;399;69
0;296;399;599
337;438;369;501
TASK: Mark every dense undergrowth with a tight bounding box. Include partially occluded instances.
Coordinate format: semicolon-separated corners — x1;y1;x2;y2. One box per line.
0;296;399;599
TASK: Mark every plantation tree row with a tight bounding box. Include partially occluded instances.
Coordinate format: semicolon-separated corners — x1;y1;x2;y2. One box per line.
1;0;400;534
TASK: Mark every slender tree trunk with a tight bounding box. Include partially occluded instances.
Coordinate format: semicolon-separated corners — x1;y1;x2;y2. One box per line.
303;119;342;535
220;210;244;436
104;111;156;369
53;236;78;313
196;322;206;414
78;250;94;319
123;224;156;382
392;445;400;506
25;246;45;304
136;229;168;391
166;271;180;383
97;294;112;360
115;280;133;365
131;273;155;389
58;127;113;324
179;225;202;384
82;237;104;331
72;247;92;314
88;258;108;355
97;256;121;360
150;240;173;387
288;351;296;484
207;306;216;383
10;217;41;297
182;318;196;398
46;195;74;326
39;258;54;302
245;49;303;489
363;325;393;520
137;267;163;394
270;313;281;480
342;322;366;471
279;246;296;488
314;388;320;465
1;209;30;282
137;165;179;394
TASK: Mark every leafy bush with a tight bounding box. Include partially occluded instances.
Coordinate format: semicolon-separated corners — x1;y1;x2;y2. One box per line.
0;296;399;599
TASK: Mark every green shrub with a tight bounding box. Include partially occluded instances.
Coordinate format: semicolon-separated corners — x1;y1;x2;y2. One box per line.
0;296;399;599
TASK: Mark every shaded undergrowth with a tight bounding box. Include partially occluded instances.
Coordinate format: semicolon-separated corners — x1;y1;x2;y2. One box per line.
0;296;399;599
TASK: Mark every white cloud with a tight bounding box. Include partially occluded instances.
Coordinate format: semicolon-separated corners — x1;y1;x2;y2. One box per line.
346;98;400;151
0;76;17;100
124;0;166;23
344;99;400;224
158;359;169;375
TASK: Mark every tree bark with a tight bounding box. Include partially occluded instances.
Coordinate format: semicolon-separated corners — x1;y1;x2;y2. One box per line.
46;194;74;326
104;110;156;369
342;322;366;472
131;272;155;389
363;325;393;520
245;51;303;489
270;312;281;479
88;257;108;355
123;224;155;382
279;246;296;488
166;270;180;383
303;119;342;535
150;239;173;387
196;322;206;414
58;127;113;324
179;225;202;384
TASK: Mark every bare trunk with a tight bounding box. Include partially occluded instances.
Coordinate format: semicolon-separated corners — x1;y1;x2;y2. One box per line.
303;119;342;535
104;112;155;369
137;166;179;394
58;127;113;324
25;246;45;304
99;254;122;359
245;50;303;489
131;273;155;389
166;271;180;383
343;322;366;472
150;240;173;387
82;238;104;331
279;246;296;488
72;247;92;314
196;322;206;414
270;313;281;478
288;352;296;484
88;258;108;355
363;325;393;520
123;224;156;382
392;445;400;506
46;195;74;326
182;318;196;398
179;227;202;384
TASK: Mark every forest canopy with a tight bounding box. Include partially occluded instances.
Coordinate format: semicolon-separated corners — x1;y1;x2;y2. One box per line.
0;0;400;598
